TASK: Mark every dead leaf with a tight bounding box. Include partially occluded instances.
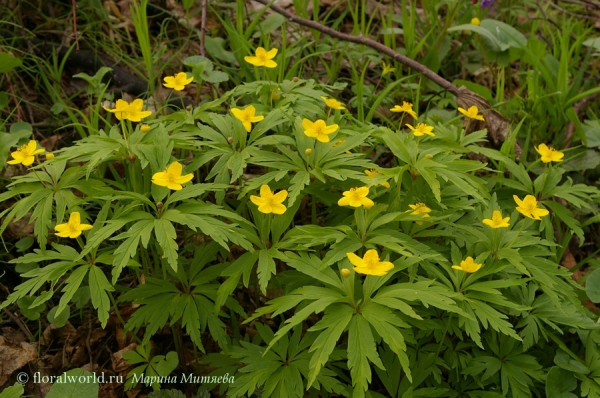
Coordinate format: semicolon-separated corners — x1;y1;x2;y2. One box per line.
0;335;37;387
112;342;137;373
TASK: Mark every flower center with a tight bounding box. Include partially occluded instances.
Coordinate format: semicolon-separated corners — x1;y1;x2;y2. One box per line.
166;173;177;185
258;53;267;62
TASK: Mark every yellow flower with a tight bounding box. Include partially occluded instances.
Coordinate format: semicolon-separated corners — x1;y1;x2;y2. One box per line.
341;268;351;278
231;105;264;132
382;62;396;76
408;202;431;225
152;161;194;191
140;124;151;133
513;195;549;220
338;187;374;209
45;153;55;160
406;123;435;137
364;169;390;188
103;99;152;122
390;101;417;119
125;99;153;122
535;143;564;163
458;105;485;121
471;17;481;26
163;72;194;91
244;47;278;68
452;256;482;273
320;96;345;110
302;119;339;143
54;212;93;239
250;185;288;215
346;250;394;276
7;140;45;166
483;210;510;228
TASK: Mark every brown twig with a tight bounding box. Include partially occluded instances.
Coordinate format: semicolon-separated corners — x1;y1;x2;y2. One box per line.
71;0;80;52
2;308;34;340
252;0;459;96
200;0;208;57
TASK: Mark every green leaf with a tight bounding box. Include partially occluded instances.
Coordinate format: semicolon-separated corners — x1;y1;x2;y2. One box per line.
154;219;179;271
0;383;24;398
347;314;385;397
0;53;23;73
47;305;70;327
448;24;506;52
554;350;590;374
154;351;179;376
147;390;186;398
17;296;45;320
586;268;600;303
306;305;353;388
545;366;577;398
89;265;114;328
45;368;99;398
362;302;412;382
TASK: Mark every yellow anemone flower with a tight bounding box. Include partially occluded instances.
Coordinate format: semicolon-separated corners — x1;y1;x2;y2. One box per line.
452;256;482;273
54;212;93;239
346;250;394;276
408;202;431;225
231;105;264;132
250;185;288;215
364;169;390;188
103;99;152;122
513;195;549;220
382;62;396;76
320;96;345;110
338;187;374;209
152;161;194;191
7;140;45;166
244;47;278;68
406;123;435;137
458;105;485;121
471;17;481;26
482;210;510;228
390;101;417;119
535;143;564;163
45;153;55;161
163;72;194;91
302;119;339;143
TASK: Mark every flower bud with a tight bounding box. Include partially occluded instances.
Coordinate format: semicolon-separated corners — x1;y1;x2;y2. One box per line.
140;124;151;133
292;77;299;82
227;137;234;143
341;269;351;278
425;154;433;159
46;153;55;160
157;202;163;209
305;148;312;155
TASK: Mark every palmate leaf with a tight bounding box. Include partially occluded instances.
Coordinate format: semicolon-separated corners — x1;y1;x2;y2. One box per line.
361;302;412;383
88;265;114;327
1;245;84;311
306;304;354;389
348;314;385;398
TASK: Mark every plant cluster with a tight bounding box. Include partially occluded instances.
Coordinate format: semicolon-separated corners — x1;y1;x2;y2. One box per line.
2;0;600;397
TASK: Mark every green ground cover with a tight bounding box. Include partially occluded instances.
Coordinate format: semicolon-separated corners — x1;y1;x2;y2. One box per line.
2;0;600;397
